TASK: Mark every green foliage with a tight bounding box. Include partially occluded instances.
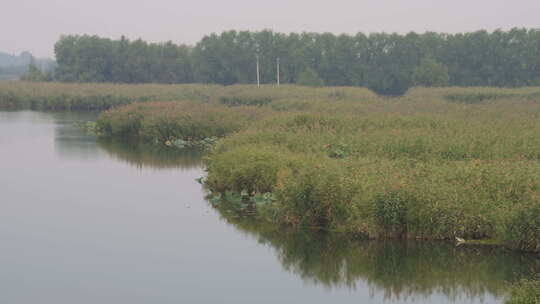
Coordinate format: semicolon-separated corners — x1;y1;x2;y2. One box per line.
219;96;273;107
444;92;540;104
274;160;359;229
413;57;449;87
500;202;540;252
52;28;540;89
297;68;324;87
208;190;276;212
506;279;540;304
367;67;411;96
205;145;294;194
0;51;55;80
374;191;409;236
20;63;51;82
54;35;192;83
0;82;145;110
0;82;376;111
97;101;270;145
75;121;98;135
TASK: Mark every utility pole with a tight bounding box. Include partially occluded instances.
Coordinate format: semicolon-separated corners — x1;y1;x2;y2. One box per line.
256;55;260;88
276;57;280;87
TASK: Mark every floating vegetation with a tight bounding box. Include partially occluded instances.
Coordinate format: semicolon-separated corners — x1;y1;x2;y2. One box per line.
209;190;276;211
75;121;99;135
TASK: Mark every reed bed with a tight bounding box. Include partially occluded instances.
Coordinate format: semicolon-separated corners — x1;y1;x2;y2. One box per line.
506;278;540;304
202;87;540;252
96;101;273;145
0;81;376;110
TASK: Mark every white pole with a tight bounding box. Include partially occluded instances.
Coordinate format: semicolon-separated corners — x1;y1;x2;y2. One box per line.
277;57;280;87
256;55;260;88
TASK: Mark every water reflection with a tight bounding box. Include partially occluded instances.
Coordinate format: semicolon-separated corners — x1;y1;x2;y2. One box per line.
47;110;203;169
54;119;102;160
97;139;203;170
215;208;540;302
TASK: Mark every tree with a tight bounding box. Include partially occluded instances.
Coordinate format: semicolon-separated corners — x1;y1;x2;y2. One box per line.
51;29;540;88
21;58;50;81
367;67;411;96
413;57;450;87
297;67;324;87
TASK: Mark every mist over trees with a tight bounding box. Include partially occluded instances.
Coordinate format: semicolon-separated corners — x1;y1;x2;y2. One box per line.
53;28;540;95
0;51;56;80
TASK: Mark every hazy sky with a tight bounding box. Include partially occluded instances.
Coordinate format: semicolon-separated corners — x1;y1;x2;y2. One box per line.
2;0;540;58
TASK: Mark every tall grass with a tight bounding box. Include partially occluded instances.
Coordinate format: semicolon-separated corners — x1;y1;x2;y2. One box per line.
0;81;376;111
96;101;272;144
506;278;540;304
202;86;540;252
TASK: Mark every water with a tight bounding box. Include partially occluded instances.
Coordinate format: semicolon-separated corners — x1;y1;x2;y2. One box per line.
0;111;538;304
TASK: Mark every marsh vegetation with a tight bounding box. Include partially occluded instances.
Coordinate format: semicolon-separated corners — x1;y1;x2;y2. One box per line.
1;83;539;303
1;82;540;255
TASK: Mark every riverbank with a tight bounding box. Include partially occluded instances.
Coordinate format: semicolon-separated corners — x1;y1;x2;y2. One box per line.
2;82;539;254
82;84;540;254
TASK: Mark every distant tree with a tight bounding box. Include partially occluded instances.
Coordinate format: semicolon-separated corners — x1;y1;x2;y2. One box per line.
297;67;324;87
413;57;450;87
367;65;412;96
21;58;50;81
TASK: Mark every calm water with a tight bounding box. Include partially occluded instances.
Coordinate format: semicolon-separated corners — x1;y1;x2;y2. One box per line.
1;111;538;304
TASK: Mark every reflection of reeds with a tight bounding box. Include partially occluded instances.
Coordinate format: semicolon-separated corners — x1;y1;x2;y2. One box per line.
98;139;203;170
215;209;540;302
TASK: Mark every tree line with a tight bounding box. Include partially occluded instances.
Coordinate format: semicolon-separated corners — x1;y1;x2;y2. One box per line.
53;29;540;95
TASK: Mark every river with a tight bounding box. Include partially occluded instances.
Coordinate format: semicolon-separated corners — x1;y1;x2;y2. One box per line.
0;111;538;304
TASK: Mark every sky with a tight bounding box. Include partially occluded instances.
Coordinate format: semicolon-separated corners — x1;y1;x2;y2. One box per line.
2;0;540;58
